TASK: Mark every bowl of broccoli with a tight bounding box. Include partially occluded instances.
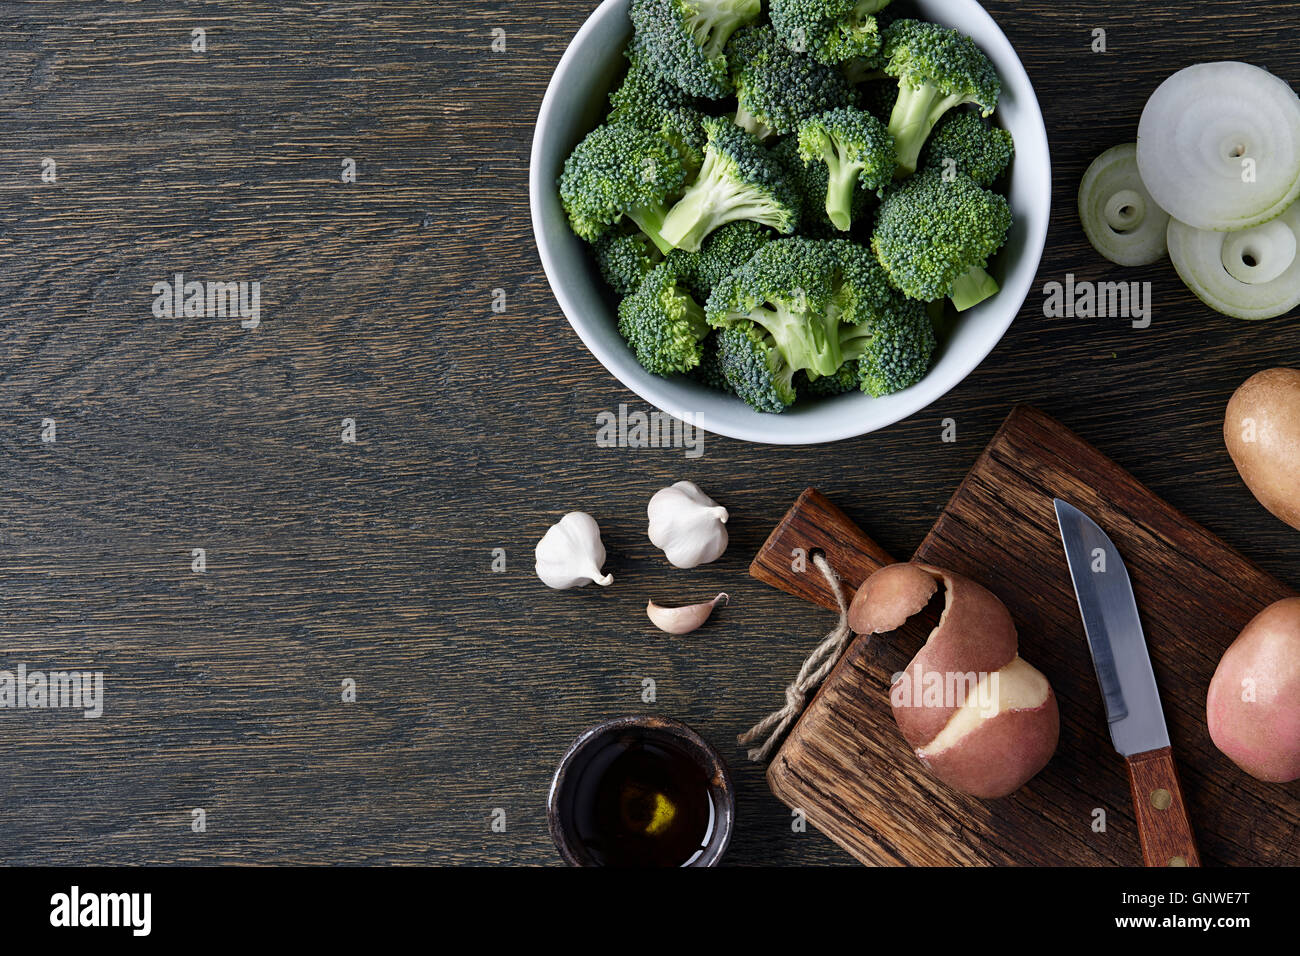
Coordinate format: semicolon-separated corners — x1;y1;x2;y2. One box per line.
530;0;1050;445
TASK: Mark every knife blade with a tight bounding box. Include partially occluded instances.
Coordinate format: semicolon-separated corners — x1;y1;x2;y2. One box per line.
1054;498;1201;867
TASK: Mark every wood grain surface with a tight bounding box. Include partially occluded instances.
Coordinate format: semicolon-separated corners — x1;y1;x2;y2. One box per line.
763;408;1299;866
0;1;1297;865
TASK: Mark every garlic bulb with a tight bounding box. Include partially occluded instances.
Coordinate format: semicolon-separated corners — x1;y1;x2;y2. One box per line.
535;512;613;589
647;481;728;569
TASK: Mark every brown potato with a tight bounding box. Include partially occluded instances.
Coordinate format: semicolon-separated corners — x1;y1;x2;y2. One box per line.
1207;597;1300;783
849;563;1059;799
1224;368;1300;531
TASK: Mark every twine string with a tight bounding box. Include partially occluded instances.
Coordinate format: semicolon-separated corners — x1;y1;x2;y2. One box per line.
737;552;855;763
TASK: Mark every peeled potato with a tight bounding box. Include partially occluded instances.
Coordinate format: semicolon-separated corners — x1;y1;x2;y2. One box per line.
1207;598;1300;783
848;563;1059;799
1224;368;1300;531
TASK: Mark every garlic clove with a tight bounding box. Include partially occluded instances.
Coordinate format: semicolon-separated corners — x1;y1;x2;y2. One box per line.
646;593;729;634
535;512;613;590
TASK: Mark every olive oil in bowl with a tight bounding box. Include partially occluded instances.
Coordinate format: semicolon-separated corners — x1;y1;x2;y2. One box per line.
548;717;734;867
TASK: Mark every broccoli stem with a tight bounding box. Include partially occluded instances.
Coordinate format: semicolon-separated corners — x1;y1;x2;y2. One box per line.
838;321;875;362
690;0;756;57
626;205;676;255
825;161;860;232
732;106;775;142
949;265;1000;311
661;149;772;252
887;83;967;175
747;305;842;378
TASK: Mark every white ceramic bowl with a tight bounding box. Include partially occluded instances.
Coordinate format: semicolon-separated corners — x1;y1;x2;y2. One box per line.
530;0;1050;445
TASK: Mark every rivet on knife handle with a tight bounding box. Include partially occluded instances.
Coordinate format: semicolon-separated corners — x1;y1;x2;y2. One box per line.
1125;746;1201;867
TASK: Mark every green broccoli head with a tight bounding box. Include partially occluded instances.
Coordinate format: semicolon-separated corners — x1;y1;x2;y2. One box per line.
688;220;773;293
610;41;709;173
822;237;904;324
595;228;664;296
559;122;688;251
659;116;801;252
670;220;772;300
707;236;852;378
843;298;936;396
881;19;1001;174
872;170;1012;310
715;323;799;412
727;24;857;140
797;107;896;231
919;111;1015;188
769;0;892;66
630;0;763;99
617;262;711;376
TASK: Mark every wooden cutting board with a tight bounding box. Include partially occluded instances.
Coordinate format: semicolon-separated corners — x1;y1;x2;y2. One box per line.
750;405;1300;866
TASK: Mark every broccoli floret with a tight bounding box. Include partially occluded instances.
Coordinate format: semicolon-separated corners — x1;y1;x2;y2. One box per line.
715;323;799;412
559;122;688;252
822;236;904;324
880;19;1001;174
669;221;771;299
706;237;855;378
872;170;1012;311
838;298;936;396
708;236;933;407
797;107;895;231
727;24;857;140
630;0;763;99
659;116;801;252
609;43;709;174
595;229;663;296
769;0;892;66
804;241;935;398
919;111;1014;187
610;40;693;122
618;263;711;375
772;137;866;237
689;221;773;295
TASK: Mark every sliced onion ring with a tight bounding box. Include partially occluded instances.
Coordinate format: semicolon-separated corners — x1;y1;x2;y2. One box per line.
1079;144;1170;266
1137;62;1300;232
1167;199;1300;320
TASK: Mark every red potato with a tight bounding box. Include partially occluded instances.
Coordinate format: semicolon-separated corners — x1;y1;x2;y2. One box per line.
1207;597;1300;783
848;563;1059;799
1224;368;1300;532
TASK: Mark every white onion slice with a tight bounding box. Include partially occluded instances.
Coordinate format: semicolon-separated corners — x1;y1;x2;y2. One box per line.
1167;198;1300;319
1137;62;1300;232
1078;144;1170;266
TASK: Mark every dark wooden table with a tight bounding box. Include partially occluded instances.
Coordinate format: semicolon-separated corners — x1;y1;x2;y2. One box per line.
0;1;1295;866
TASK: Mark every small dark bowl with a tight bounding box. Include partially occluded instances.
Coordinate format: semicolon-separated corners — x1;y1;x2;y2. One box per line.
547;715;735;867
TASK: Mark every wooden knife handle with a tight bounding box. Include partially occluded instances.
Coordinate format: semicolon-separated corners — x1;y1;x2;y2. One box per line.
748;488;897;612
1125;746;1200;867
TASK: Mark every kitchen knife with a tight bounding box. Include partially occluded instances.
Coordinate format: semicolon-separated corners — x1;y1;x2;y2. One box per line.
1054;499;1201;867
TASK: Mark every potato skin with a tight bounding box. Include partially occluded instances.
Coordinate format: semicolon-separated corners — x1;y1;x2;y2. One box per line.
919;690;1060;799
894;570;1020;747
1207;597;1300;783
851;563;1058;798
1224;368;1300;532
